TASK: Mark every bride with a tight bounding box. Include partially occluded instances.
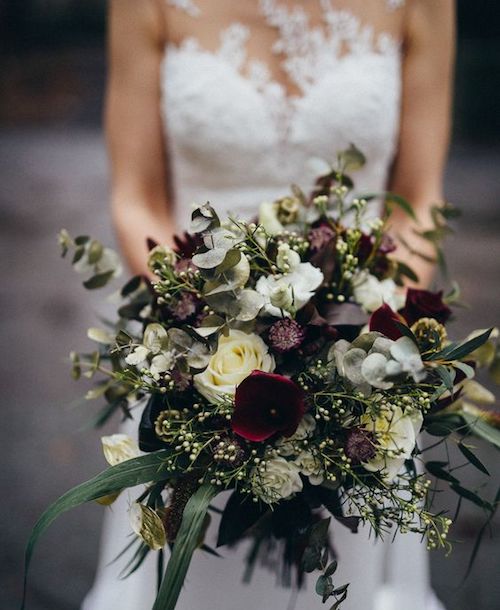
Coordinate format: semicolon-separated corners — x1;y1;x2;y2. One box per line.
82;1;455;609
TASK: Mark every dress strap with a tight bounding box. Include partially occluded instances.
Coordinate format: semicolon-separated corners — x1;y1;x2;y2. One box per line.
166;0;201;18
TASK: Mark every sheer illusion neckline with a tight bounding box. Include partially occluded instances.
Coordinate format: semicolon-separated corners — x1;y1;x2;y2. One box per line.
165;0;403;140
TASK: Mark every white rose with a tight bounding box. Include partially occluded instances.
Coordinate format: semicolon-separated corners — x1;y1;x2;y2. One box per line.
352;271;404;313
193;329;275;403
252;457;303;503
295;451;324;485
101;434;140;466
361;406;423;481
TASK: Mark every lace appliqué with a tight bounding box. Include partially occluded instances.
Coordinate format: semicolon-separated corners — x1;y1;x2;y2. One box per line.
259;0;400;93
167;1;401;141
166;0;200;18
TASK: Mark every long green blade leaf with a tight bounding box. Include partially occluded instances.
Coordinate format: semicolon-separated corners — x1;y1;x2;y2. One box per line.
461;411;500;450
153;483;218;610
22;451;171;609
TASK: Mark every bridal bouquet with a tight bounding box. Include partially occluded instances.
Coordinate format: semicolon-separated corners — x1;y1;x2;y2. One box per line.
23;148;499;610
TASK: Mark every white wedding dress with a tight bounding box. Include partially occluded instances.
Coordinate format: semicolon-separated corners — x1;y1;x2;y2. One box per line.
83;1;446;609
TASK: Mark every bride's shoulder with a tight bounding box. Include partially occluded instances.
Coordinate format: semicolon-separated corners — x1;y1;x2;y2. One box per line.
108;0;167;44
404;0;455;35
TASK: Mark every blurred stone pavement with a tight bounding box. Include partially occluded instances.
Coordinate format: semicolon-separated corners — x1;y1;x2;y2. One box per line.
0;127;499;610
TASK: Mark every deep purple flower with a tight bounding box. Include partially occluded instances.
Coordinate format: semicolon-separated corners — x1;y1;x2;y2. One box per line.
308;223;336;253
231;371;306;442
171;292;201;322
268;318;306;353
345;428;376;463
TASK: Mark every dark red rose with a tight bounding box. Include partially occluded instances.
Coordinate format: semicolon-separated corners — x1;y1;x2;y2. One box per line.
401;289;451;326
231;370;306;442
369;303;406;340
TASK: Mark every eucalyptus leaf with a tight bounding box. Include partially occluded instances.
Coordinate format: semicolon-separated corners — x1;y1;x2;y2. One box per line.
192;248;228;269
87;240;104;265
121;275;143;297
83;270;115;290
215;248;241;275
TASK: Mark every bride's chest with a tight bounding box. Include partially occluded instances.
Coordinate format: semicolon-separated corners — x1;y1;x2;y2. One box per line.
161;42;401;163
159;1;404;182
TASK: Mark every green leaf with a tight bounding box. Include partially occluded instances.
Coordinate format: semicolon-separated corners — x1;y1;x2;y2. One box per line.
396;261;419;283
309;517;331;548
385;193;417;220
152;483;218;610
121;275;143;297
425;414;465;437
450;484;492;511
87;240;104;265
83;270;116;290
460;411;500;450
442;329;492;362
217;491;268;547
329;586;349;610
458;442;490;475
436;366;456;393
463;486;500;581
425;461;459;485
325;560;338;577
215;248;241;275
21;452;172;609
395;321;419;345
69;351;81;380
339;144;366;171
74;235;90;246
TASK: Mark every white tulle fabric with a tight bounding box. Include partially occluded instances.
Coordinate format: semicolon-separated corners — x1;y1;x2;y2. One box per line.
83;2;446;609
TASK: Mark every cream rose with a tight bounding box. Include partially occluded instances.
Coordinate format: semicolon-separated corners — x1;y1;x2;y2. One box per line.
361;406;423;481
294;451;324;485
193;329;275;403
252;457;303;503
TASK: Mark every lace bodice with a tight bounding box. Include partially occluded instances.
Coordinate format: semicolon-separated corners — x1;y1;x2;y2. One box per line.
161;0;405;229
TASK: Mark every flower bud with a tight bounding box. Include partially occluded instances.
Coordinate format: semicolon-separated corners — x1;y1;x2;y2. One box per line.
101;434;140;466
129;503;166;550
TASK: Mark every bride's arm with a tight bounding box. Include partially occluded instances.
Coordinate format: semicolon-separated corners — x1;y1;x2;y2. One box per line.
388;0;456;288
106;0;175;276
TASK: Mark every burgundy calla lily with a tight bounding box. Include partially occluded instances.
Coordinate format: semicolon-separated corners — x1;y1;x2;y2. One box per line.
369;303;406;340
231;371;306;442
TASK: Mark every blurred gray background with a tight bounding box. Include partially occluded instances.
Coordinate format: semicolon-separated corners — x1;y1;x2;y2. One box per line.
0;1;499;609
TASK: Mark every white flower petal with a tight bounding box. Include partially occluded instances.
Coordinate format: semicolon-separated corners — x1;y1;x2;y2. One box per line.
125;345;150;366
